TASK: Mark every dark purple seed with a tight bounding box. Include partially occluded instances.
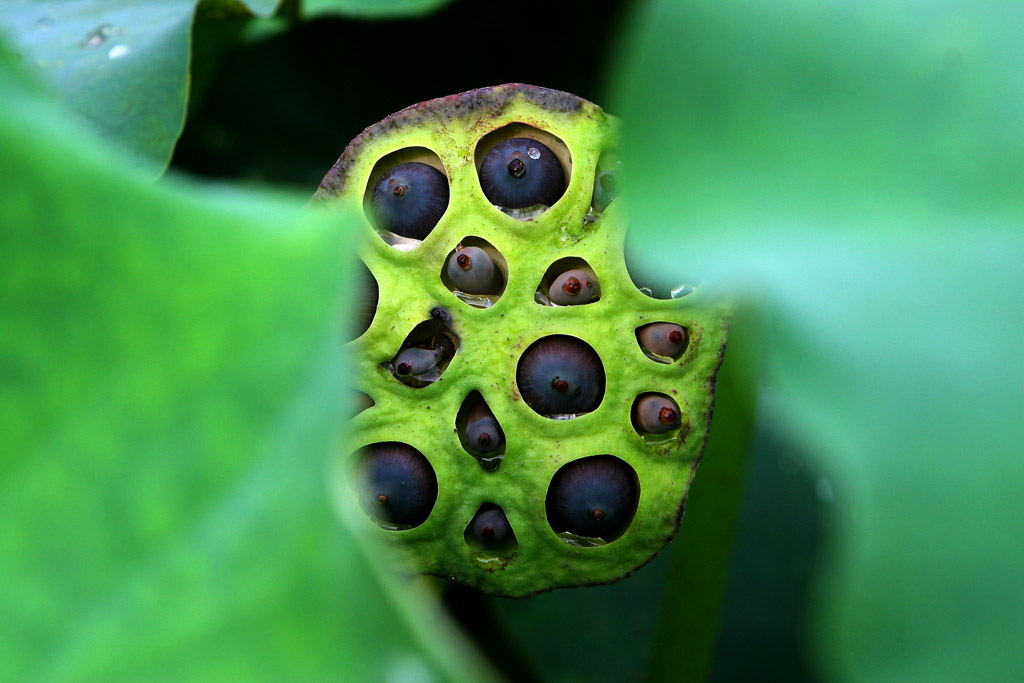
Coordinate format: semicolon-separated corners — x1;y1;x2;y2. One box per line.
546;455;639;541
358;443;437;527
479;138;565;209
471;508;511;545
466;415;503;454
516;336;605;416
371;162;449;239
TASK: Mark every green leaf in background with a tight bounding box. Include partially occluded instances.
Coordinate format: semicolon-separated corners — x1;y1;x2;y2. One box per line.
0;48;492;681
611;1;1024;680
1;0;196;176
302;0;455;20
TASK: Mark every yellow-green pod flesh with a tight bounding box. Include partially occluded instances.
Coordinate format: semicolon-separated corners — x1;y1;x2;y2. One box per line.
313;84;731;598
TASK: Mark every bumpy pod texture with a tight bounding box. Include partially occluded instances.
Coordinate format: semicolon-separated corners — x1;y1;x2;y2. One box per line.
313;84;730;597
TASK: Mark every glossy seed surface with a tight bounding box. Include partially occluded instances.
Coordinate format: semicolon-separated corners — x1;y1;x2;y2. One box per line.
637;322;688;359
471;508;511;545
547;269;596;306
516;336;605;417
479;138;565;209
546;455;639;541
358;443;438;527
371;162;449;239
633;394;682;434
447;246;499;294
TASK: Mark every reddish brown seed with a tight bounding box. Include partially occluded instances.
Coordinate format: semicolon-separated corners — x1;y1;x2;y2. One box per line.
478;432;491;447
377;494;389;505
447;246;500;294
548;269;597;306
396;363;411;375
509;158;525;177
633;394;682;434
480;525;495;540
591;508;605;522
392;184;405;197
553;378;569;393
636;322;688;360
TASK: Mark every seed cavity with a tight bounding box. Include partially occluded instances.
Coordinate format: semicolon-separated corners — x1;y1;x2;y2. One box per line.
464;504;518;558
536;257;601;306
455;392;506;470
352;442;438;530
636;322;690;363
624;229;699;299
441;237;508;308
475;124;571;219
632;393;684;436
387;318;459;388
516;335;605;418
546;455;639;543
363;148;449;247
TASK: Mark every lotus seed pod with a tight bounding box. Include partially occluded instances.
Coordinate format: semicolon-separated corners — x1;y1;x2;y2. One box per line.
548;269;597;306
633;394;682;435
447;246;499;294
314;84;731;597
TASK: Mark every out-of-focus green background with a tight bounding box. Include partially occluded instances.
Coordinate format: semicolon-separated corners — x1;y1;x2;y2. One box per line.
2;1;1022;681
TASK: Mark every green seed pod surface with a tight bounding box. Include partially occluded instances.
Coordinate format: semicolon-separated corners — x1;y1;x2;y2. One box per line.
313;84;731;597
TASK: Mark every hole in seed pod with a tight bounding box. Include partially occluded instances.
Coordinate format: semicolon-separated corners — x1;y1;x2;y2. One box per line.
516;335;605;418
350;442;438;530
346;261;378;341
590;152;622;215
535;257;601;307
631;393;690;444
440;237;509;309
386;317;459;388
348;390;374;418
546;455;639;543
363;148;449;248
624;229;699;299
475;123;571;219
635;322;689;363
455;391;506;471
464;504;518;558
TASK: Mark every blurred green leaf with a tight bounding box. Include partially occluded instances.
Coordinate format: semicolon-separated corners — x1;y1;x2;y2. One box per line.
302;0;455;19
0;48;490;681
0;0;196;176
611;1;1024;680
